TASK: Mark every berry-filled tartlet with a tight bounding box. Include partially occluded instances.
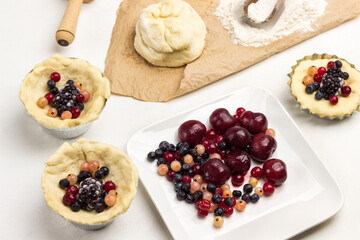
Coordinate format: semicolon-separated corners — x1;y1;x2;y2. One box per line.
147;107;287;228
42;139;138;230
288;54;360;119
19;54;111;138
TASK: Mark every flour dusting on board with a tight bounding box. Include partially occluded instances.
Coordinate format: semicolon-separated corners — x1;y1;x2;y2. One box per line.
215;0;328;47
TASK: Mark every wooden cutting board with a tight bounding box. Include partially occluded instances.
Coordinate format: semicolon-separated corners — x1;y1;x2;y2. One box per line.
105;0;360;102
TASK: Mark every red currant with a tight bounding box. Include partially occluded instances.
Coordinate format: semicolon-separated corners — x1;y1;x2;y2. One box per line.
197;209;208;217
63;192;76;206
44;93;54;104
163;152;175;163
218;197;226;207
66;185;79;195
236;107;246;116
195;200;202;209
182;175;191;183
231;174;244;186
263;182;275;195
327;61;336;69
224;206;234;216
174;151;181;160
215;135;224;143
341;86;351;97
313;73;323;83
166;171;175;181
50;72;61;82
191;164;201;175
233;114;239;123
205;142;218;154
71;107;81;119
215;187;223;196
329;95;338;105
250;166;262;178
318;67;326;75
205;129;217;140
104;181;116;192
76;94;85;103
201;139;210;147
199;199;211;211
218;150;227;158
231;197;236;207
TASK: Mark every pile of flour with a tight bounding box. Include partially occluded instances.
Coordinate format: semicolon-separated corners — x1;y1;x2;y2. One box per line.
214;0;327;47
248;0;278;23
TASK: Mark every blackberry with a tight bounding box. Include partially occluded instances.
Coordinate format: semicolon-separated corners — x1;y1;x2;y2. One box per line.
51;83;81;115
318;67;344;98
78;178;104;209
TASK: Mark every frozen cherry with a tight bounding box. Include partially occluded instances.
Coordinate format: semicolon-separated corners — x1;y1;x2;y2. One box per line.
201;159;231;186
50;72;61;82
250;167;262;178
178;120;206;147
263;182;275;195
329;95;338;105
224;150;251;175
250;133;277;162
341;86;351;97
209;108;236;134
263;159;287;185
239;111;268;134
104;181;116;192
63;192;76;206
71;107;81;119
225;126;251;150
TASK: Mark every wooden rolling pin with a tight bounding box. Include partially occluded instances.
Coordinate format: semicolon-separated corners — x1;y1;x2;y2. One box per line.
56;0;93;47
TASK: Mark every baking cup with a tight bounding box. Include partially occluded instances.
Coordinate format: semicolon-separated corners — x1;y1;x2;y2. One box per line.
42;122;93;139
42;139;138;230
288;53;360;120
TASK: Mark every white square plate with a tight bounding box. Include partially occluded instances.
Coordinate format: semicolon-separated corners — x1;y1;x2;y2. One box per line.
127;87;343;240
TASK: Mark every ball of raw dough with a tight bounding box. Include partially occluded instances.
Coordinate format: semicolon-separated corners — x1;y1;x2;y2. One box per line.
134;0;207;67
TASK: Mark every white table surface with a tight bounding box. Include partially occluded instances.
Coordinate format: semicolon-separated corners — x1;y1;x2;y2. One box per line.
1;0;359;239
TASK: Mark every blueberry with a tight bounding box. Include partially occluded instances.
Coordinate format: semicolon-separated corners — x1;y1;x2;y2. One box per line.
214;207;225;217
94;202;105;213
313;82;320;91
335;60;342;68
193;190;203;201
59;178;70;189
50;87;59;95
159;141;170;151
343;72;349;80
232;190;242;198
169;144;176;153
156;158;166;166
173;173;183;184
250;194;260;203
224;197;234;206
67;80;74;85
315;91;324;100
94;170;103;179
100;166;109;177
187;169;194;178
241;193;251;203
218;141;227;150
155;149;164;158
147;151;156;161
181;163;190;174
176;190;186;201
179;147;188;156
305;84;315;94
71;201;81;212
76;102;84;111
212;193;222;204
176;142;189;150
202;152;209;159
194;155;202;163
189;149;198;158
200;159;207;166
102;191;108;198
206;183;216;193
185;194;195;203
174;183;182;192
243;184;253;194
181;182;191;194
47;80;56;89
77;171;91;183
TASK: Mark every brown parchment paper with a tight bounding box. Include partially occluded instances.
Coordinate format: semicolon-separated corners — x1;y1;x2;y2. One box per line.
104;0;360;102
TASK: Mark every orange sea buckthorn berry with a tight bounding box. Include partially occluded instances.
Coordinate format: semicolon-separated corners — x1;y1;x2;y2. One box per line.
302;75;314;86
343;80;349;87
235;200;246;212
61;111;72;120
183;154;194;166
265;128;275;137
170;160;181;172
74;81;84;90
47;108;58;118
249;177;258;188
37;97;48;108
190;182;200;193
209;153;221;160
221;183;230;191
157;164;168;176
66;174;77;185
80;162;90;171
104;194;117;207
203;191;213;201
254;187;264;197
307;66;318;76
200;183;208;192
213;216;224;228
222;189;232;198
80;90;91;101
195;144;205;155
108;190;117;196
193;175;203;185
89;160;100;172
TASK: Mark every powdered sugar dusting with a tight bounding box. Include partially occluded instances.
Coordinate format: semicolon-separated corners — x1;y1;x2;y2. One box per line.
215;0;327;47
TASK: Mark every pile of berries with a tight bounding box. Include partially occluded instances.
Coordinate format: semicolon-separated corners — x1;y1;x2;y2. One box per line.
147;107;286;228
37;72;91;119
59;160;117;213
303;60;351;105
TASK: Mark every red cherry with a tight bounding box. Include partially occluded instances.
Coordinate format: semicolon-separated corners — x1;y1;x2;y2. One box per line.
329;95;338;105
76;94;85;103
182;175;191;183
71;107;81;119
191;164;201;175
205;142;218;154
313;73;323;83
66;185;79;195
197;209;208;217
318;67;326;75
236;107;246;116
263;182;275;195
231;174;244;186
163;152;175;163
201;139;210;147
250;166;262;178
50;72;61;82
166;171;175;181
224;206;234;216
44;93;54;104
199;199;211;211
104;181;116;192
205;129;217;140
215;187;223;196
341;86;351;97
215;135;224;143
63;192;76;206
174;151;181;160
327;61;336;69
